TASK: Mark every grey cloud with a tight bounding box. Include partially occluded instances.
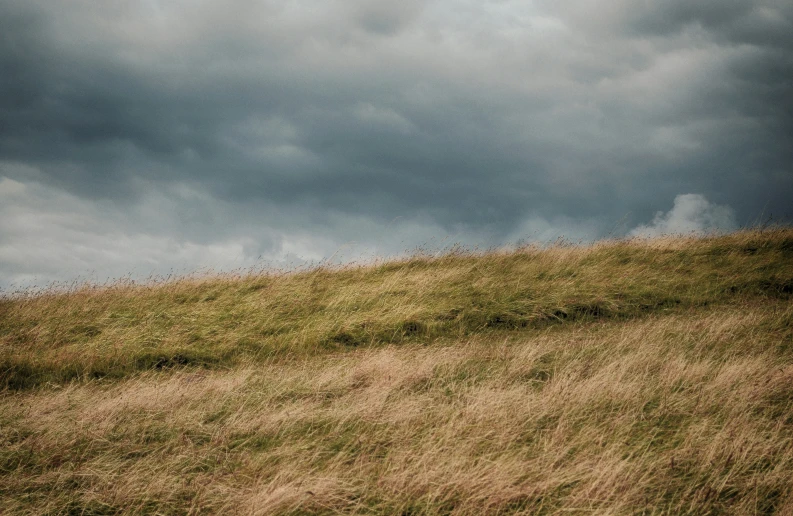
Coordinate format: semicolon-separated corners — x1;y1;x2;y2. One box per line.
347;0;425;35
0;0;791;287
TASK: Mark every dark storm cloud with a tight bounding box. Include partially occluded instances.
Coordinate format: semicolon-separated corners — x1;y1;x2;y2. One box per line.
0;0;791;287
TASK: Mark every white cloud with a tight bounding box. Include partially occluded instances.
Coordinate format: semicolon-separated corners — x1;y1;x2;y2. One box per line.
0;176;318;291
0;175;486;291
629;193;737;237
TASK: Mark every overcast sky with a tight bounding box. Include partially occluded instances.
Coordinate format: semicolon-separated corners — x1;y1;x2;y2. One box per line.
1;0;791;290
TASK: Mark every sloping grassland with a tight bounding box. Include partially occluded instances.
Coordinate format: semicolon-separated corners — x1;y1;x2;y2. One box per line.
1;229;792;514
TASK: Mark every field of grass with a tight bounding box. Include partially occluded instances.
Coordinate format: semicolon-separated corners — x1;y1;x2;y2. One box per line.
1;228;792;514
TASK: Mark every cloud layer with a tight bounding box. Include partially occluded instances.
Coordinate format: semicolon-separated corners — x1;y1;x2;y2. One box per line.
629;194;737;237
1;0;791;288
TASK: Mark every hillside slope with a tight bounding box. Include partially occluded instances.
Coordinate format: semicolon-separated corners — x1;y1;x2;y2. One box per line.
1;229;792;514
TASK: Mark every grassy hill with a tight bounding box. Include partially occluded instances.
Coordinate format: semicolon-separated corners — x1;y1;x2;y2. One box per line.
1;228;792;514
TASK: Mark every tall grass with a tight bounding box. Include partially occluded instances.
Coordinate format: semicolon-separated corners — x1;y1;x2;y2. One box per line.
1;228;792;514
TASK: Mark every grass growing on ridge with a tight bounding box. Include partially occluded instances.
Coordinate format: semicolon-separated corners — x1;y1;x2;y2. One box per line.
1;228;792;390
1;228;792;514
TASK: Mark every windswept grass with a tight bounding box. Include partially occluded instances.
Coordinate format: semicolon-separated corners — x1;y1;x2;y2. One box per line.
1;228;792;514
2;228;792;390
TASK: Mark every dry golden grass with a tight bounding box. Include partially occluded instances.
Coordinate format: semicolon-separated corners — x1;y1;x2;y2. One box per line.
1;228;792;514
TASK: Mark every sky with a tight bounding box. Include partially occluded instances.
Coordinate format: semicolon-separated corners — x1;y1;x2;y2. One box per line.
1;0;792;290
